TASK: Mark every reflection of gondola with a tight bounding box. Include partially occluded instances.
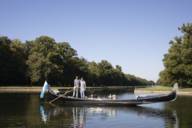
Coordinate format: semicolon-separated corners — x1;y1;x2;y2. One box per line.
127;106;176;120
40;81;177;106
127;106;178;128
39;104;178;128
39;105;117;123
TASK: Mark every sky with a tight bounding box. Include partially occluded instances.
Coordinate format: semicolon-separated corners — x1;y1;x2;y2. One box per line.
0;0;192;82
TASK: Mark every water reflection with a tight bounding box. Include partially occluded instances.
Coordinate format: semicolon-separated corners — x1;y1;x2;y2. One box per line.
0;93;186;128
40;105;117;127
73;107;86;128
165;95;192;128
40;104;178;128
40;105;48;123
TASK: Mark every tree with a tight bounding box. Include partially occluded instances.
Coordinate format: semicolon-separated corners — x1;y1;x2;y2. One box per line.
115;65;122;72
159;23;192;87
88;61;100;85
10;39;28;84
0;35;153;86
0;36;13;84
0;37;27;85
26;36;57;84
26;36;79;85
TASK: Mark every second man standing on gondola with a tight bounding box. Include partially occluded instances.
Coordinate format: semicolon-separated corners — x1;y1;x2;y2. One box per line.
73;76;80;98
80;77;86;98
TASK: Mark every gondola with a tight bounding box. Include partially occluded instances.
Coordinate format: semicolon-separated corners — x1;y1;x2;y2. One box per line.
40;81;177;106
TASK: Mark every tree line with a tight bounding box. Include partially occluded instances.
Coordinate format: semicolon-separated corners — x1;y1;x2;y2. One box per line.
159;23;192;87
0;35;153;86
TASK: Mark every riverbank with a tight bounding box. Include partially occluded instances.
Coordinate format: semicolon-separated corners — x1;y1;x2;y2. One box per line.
0;86;192;96
0;86;134;93
135;86;192;96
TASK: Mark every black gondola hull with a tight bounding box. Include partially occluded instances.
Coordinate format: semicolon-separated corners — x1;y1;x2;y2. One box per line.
43;89;177;106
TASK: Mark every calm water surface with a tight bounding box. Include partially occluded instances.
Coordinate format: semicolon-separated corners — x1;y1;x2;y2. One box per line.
0;92;192;128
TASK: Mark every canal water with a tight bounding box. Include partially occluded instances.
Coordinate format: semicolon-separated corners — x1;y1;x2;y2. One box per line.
0;92;192;128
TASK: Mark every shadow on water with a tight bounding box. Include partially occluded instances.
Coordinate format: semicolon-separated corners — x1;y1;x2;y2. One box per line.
40;103;179;128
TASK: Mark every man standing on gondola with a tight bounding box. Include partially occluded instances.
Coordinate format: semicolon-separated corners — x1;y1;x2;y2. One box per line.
80;77;86;98
73;76;80;98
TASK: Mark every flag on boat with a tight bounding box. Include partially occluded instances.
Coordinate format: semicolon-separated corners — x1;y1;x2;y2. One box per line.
40;81;49;99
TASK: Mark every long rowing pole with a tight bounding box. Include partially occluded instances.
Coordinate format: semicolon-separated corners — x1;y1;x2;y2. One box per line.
49;96;62;104
48;90;73;104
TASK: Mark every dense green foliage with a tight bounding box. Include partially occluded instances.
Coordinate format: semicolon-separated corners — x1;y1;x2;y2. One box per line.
0;35;153;86
159;23;192;87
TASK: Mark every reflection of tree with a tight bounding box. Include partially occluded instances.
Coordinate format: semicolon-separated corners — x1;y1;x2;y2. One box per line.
0;93;34;128
165;96;192;128
127;106;178;128
0;94;50;127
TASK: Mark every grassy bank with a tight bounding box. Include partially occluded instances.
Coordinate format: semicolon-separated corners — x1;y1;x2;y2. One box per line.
1;86;192;96
135;86;172;92
0;86;134;93
135;85;192;96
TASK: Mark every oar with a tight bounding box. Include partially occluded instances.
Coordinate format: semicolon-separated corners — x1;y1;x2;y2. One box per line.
49;96;62;104
63;90;73;96
48;89;73;104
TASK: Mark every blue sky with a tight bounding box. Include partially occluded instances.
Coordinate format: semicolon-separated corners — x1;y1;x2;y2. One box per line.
1;0;192;81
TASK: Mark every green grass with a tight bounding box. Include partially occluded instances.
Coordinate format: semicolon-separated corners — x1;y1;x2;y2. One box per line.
136;85;192;93
179;88;192;92
136;86;172;91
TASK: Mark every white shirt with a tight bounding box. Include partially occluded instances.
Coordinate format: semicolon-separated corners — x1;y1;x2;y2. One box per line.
80;80;86;91
74;79;79;88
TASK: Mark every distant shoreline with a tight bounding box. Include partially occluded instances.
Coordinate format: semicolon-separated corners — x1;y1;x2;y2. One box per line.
0;86;192;96
0;86;134;93
135;86;192;96
134;90;192;96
